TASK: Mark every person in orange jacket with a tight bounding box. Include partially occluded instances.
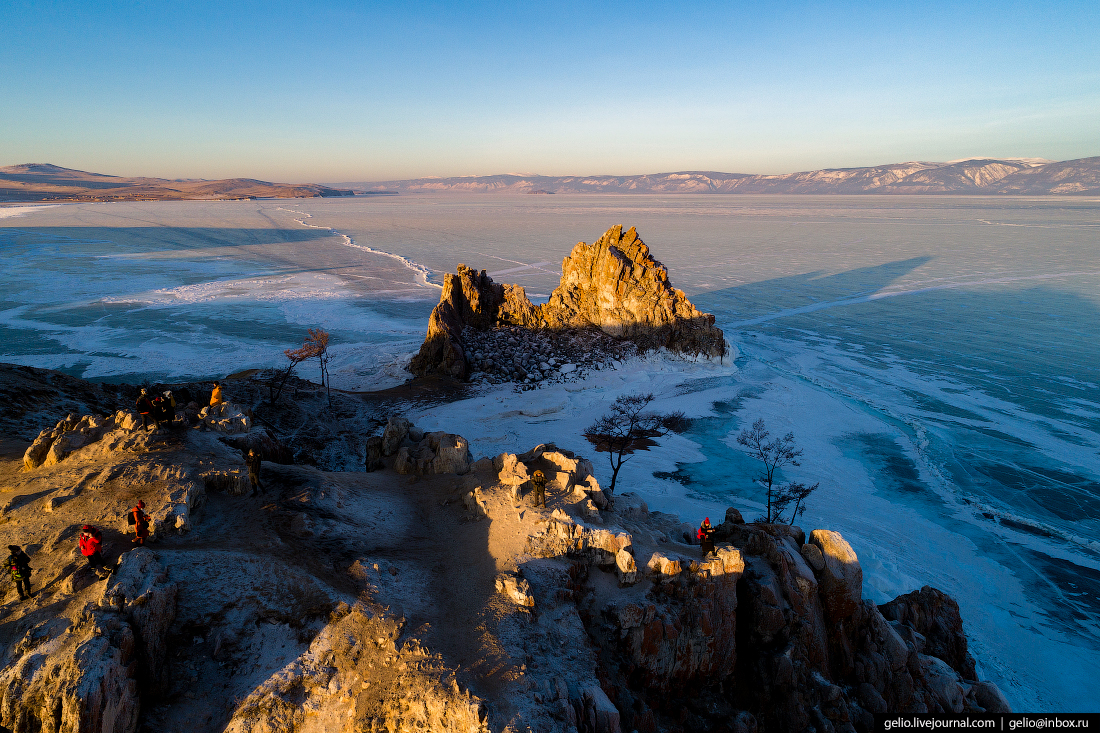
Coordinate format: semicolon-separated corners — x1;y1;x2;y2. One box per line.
209;382;223;406
697;517;715;557
79;525;108;573
129;501;151;546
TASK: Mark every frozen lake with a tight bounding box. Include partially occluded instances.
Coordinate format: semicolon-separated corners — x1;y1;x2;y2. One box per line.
2;194;1099;711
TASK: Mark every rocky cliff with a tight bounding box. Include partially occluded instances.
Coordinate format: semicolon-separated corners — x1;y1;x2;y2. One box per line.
0;368;1010;733
409;225;727;380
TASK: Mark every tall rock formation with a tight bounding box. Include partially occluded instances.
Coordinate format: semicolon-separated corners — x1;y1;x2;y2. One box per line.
409;225;726;379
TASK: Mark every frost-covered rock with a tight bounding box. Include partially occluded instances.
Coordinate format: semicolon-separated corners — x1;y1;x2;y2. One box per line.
197;401;250;433
495;572;535;608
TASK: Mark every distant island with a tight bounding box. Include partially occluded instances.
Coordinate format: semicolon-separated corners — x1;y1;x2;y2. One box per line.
342;156;1100;196
0;163;356;202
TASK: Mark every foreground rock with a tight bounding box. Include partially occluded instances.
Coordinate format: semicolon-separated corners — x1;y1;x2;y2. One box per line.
1;371;1010;733
409;225;727;380
0;550;176;733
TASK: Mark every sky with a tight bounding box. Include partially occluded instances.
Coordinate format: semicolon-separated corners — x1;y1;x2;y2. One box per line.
2;1;1099;182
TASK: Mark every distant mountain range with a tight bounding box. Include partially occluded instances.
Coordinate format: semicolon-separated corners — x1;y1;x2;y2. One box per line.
342;156;1100;195
0;164;355;202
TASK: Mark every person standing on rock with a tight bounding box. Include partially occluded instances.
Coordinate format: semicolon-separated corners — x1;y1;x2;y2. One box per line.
129;501;151;546
531;469;547;508
79;525;108;574
246;448;264;496
162;390;176;425
210;381;223;407
135;388;154;430
150;393;166;428
5;545;32;601
697;517;715;557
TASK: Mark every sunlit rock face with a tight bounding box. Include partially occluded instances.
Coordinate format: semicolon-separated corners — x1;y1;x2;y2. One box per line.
408;225;726;379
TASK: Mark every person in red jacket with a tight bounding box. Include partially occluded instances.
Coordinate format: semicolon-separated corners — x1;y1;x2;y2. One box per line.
79;525;108;573
697;517;715;558
130;501;151;545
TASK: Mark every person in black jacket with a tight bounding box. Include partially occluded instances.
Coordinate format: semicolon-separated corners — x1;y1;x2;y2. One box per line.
135;388;154;429
6;545;32;600
246;448;264;496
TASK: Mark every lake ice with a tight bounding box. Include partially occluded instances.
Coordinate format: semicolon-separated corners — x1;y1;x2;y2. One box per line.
2;194;1098;711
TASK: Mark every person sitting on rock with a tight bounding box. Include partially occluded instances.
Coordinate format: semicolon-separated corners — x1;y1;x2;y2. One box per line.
697;517;715;557
246;448;263;496
5;545;32;601
210;381;223;406
79;525;108;574
135;388;154;429
531;469;547;508
129;501;151;546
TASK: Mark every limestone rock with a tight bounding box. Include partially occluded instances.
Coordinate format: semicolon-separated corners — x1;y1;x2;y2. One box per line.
0;551;176;733
100;549;178;696
495;573;535;608
382;416;411;456
879;585;977;680
544;225;726;357
800;542;826;572
201;468;249;495
394;446;413;474
420;431;472;474
22;427;58;470
969;680;1012;713
409;226;727;379
43;431;89;466
581;685;621;733
809;529;863;621
917;654;966;714
496;453;530;487
197;402;250;433
615;548;637;585
364;435;384;471
393;433;472;476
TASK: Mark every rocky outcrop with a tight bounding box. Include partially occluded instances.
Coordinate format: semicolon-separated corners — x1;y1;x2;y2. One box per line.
879;586;977;680
394;431;472;476
23;411;141;470
0;551;176;733
409;225;727;379
514;485;1011;732
224;602;487;733
197;401;250;433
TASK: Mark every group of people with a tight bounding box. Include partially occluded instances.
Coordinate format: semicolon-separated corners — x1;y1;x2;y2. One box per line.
6;501;152;603
134;388;177;430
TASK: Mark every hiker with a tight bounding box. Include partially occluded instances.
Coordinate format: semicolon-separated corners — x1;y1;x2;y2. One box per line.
135;388;154;429
162;390;176;424
150;393;166;428
79;525;108;573
128;501;151;546
5;545;32;600
210;382;223;406
697;517;715;557
246;448;263;496
530;469;547;508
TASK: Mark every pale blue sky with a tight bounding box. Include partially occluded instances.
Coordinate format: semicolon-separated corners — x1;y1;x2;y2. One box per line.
2;1;1098;182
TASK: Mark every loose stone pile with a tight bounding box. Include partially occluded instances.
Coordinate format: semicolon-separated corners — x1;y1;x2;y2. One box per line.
460;325;638;387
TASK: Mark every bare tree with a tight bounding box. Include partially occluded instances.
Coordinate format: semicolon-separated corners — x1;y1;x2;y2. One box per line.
584;393;687;495
264;347;310;403
736;418;819;524
287;328;332;404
